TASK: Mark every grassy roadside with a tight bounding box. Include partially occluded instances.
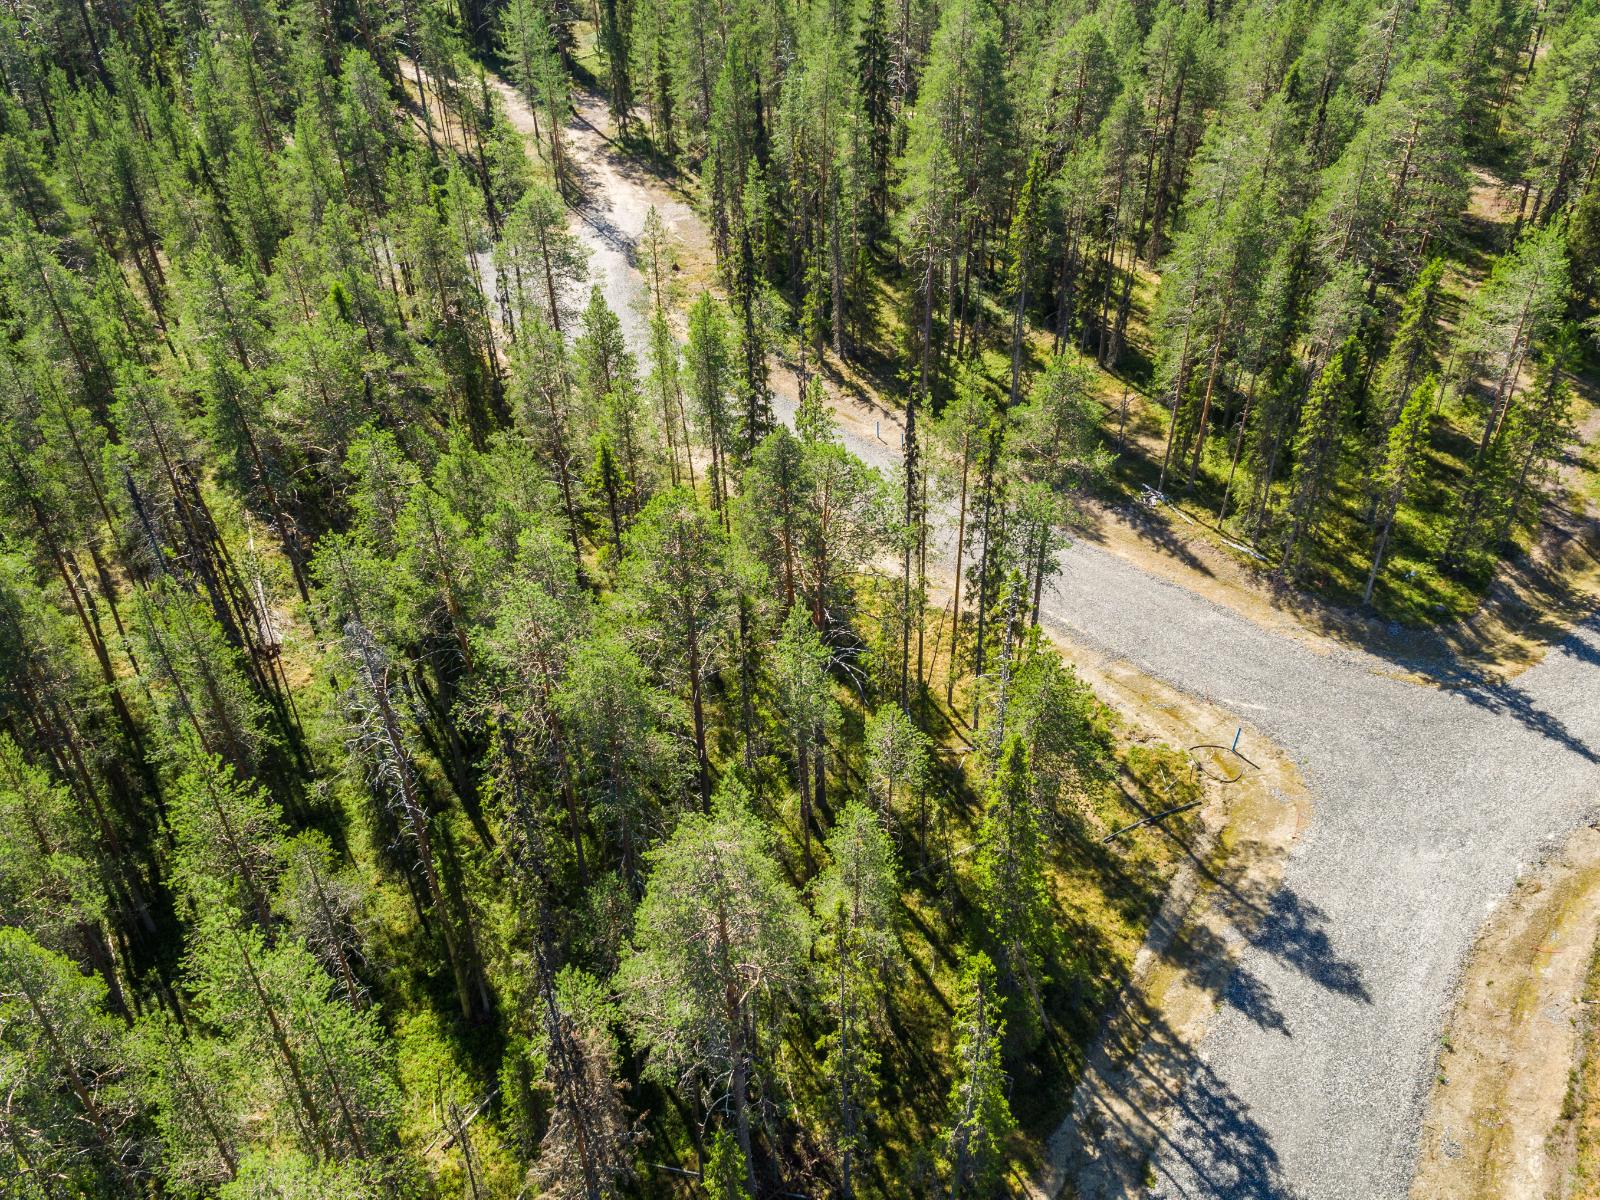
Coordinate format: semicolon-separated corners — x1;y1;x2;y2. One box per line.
1560;930;1600;1196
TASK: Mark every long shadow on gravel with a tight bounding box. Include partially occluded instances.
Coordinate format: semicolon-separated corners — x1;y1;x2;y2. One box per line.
1083;986;1302;1199
1179;847;1373;1006
1065;867;1329;1194
1222;966;1291;1036
1189;924;1295;1041
1133;793;1368;1004
1554;618;1600;668
1446;667;1599;763
1243;888;1372;1004
1160;908;1296;1037
1356;615;1600;764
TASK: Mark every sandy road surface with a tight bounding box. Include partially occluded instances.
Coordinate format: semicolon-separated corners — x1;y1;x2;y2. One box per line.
519;80;1600;1199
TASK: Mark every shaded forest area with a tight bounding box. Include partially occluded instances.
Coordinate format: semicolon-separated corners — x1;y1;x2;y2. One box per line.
0;0;1597;1196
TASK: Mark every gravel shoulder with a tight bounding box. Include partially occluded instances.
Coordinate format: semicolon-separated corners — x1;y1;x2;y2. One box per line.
524;82;1600;1200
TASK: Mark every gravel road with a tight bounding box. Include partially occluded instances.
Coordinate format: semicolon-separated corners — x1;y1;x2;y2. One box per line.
534;82;1600;1199
1041;546;1600;1198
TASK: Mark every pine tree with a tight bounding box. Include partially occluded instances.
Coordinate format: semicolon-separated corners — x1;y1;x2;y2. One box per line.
794;439;892;635
167;750;286;931
931;369;996;705
1513;8;1600;223
772;604;836;862
864;702;931;853
1365;259;1446;488
0;927;144;1196
938;951;1015;1200
1568;172;1600;302
528;966;638;1200
630;0;677;153
702;1129;751;1200
812;800;902;1198
619;789;810;1191
0;736;130;1010
896;0;1011;381
128;1012;243;1192
972;734;1051;1043
187;915;403;1170
1281;336;1359;576
574;286;636;415
685;292;738;520
508;312;588;561
738;423;808;608
617;489;735;808
857;0;893;230
498;0;569;184
1236;221;1316;532
499;185;588;335
476;529;594;881
1313;60;1468;283
1451;328;1581;569
1450;225;1569;462
278;833;371;1009
1005;149;1046;406
597;0;634;135
554;629;685;888
129;579;274;780
392;457;484;675
336;619;490;1022
1007;644;1113;833
1011;356;1109;616
1363;376;1437;605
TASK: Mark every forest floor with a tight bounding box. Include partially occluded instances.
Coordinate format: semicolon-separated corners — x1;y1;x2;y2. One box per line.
490;71;1600;1199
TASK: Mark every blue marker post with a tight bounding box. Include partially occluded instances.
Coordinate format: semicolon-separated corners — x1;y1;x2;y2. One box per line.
1232;726;1242;753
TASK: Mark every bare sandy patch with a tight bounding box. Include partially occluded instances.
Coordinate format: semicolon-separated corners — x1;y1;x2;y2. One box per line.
1411;824;1600;1200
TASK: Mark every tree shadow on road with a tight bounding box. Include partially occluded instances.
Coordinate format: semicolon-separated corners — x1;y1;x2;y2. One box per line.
1240;888;1372;1004
1058;883;1346;1195
1051;817;1362;1194
561;166;638;261
1076;495;1215;578
1147;806;1374;1008
1552;614;1600;669
1217;953;1291;1036
1071;985;1304;1200
1162;890;1364;1045
1397;642;1600;765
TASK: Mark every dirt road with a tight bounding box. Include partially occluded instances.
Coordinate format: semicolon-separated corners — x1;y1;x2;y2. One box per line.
521;81;1600;1199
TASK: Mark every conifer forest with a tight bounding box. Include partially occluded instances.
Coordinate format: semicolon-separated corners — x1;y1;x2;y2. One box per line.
1;0;1599;1194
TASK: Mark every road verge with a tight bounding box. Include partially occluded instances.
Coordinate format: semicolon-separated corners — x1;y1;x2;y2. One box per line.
1026;633;1311;1198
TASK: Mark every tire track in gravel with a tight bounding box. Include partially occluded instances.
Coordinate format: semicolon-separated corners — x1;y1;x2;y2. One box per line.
520;78;1600;1200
